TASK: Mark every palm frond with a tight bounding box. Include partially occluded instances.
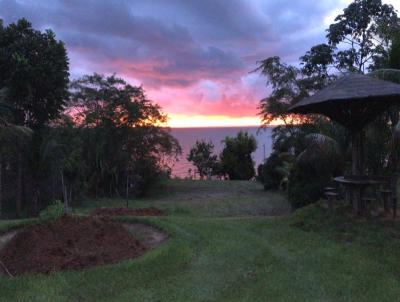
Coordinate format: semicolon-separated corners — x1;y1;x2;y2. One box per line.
297;133;341;166
305;133;341;155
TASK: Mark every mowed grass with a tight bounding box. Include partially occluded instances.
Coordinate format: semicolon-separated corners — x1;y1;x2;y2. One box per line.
1;180;400;301
80;180;291;217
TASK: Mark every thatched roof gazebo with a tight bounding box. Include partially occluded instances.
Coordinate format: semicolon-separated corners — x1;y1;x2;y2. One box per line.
289;73;400;215
289;73;400;175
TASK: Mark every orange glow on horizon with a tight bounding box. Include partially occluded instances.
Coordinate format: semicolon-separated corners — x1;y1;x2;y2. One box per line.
165;114;285;128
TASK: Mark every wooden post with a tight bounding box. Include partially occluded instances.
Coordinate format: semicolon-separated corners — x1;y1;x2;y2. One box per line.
352;130;363;175
351;130;365;214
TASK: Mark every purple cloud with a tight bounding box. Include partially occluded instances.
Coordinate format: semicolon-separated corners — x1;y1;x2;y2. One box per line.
2;0;394;121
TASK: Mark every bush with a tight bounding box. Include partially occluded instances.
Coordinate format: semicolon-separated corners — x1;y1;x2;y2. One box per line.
257;152;290;190
220;131;257;180
287;132;344;209
187;140;218;179
39;200;64;221
287;162;331;209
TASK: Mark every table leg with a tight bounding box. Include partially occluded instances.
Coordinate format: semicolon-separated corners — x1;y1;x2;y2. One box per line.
346;188;351;205
360;186;366;215
351;187;359;214
383;193;390;213
351;186;365;215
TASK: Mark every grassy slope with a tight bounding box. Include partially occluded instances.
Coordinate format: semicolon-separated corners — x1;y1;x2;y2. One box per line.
1;180;400;302
80;180;290;217
79;180;291;217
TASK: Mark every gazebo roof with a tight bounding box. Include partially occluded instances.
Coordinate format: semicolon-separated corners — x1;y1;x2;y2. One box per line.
289;73;400;130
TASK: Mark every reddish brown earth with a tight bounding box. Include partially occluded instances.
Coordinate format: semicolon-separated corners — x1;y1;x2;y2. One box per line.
91;207;165;217
0;215;148;275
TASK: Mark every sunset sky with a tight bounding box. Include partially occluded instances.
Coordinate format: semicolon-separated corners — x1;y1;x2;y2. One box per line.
1;0;400;127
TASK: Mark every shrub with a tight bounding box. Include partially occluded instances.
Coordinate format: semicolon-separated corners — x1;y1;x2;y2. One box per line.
287;160;333;209
187;140;218;179
220;131;257;180
39;200;64;221
287;133;343;209
258;152;290;190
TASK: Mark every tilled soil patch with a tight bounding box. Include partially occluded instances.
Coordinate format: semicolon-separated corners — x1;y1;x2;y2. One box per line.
91;207;165;217
0;215;148;275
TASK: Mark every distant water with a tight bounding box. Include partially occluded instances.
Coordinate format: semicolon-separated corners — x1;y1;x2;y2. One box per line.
169;126;274;178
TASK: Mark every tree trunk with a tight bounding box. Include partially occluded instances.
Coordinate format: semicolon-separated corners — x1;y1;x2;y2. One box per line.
126;174;129;199
69;187;72;207
32;188;39;216
351;130;364;175
16;153;22;218
51;174;56;202
60;170;68;214
126;176;129;208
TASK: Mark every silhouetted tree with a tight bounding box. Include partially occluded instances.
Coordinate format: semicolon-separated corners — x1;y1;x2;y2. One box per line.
68;73;181;197
327;0;398;73
0;18;69;129
0;118;32;217
187;140;218;179
220;131;257;180
256;0;400;207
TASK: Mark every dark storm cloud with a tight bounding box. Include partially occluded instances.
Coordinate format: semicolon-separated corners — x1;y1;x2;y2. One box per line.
1;0;251;86
0;0;351;118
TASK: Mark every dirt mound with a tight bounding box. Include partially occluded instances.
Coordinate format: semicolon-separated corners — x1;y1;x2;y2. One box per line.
0;215;147;275
91;207;165;217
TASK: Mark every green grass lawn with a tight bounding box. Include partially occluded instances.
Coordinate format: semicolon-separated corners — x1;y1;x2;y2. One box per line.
1;180;400;301
79;180;291;217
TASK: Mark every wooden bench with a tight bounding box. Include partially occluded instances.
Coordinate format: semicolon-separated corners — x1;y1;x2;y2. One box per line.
324;187;337;192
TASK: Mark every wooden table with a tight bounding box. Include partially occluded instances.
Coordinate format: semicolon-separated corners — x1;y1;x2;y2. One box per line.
334;176;383;215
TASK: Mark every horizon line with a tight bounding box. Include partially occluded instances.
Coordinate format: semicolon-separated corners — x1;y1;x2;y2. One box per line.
165;124;276;129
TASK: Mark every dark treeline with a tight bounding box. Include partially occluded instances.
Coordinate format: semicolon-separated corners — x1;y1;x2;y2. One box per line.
187;131;257;180
0;19;180;218
256;0;400;208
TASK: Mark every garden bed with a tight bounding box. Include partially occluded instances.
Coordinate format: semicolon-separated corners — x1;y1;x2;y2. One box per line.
0;215;150;275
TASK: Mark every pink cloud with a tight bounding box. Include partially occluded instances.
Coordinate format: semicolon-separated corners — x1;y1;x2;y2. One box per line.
68;54;263;119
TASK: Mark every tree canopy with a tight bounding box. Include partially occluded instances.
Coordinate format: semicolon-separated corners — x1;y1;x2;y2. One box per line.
220;131;257;180
257;0;399;127
68;74;181;197
256;0;400;207
327;0;399;73
0;19;182;218
187;140;218;179
0;18;69;129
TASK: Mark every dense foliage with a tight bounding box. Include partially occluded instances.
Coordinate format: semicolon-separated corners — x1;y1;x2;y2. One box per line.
68;74;181;197
0;18;69;129
186;132;258;180
187;140;218;179
0;19;181;218
257;0;400;208
220;131;257;180
257;151;292;190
